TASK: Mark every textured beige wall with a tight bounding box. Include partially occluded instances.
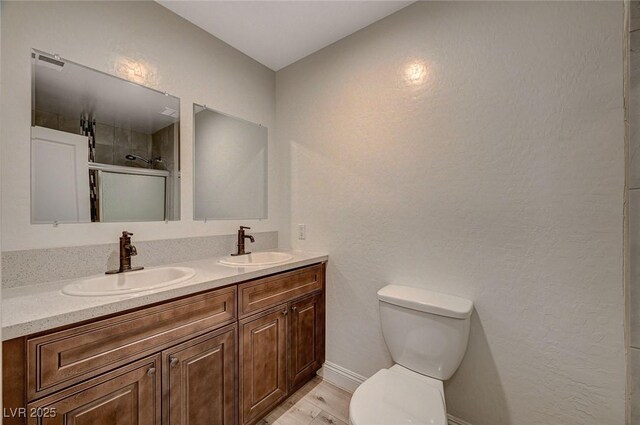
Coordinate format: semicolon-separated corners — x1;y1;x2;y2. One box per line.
277;2;625;424
0;1;280;250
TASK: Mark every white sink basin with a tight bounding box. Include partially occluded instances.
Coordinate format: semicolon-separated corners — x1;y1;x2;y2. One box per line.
219;252;293;267
62;267;196;297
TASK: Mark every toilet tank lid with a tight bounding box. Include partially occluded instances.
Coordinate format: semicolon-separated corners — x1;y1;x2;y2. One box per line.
378;285;473;319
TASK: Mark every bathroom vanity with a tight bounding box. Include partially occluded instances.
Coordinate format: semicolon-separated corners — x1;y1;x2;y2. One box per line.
2;258;326;425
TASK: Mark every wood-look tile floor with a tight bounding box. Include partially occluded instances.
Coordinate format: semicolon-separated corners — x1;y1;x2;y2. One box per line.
258;377;352;425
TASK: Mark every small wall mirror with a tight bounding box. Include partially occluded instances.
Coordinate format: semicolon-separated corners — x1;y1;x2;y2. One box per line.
31;49;181;223
193;104;267;220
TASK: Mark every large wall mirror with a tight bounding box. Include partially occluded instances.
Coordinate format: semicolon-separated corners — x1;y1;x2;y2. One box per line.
31;49;181;223
193;105;267;220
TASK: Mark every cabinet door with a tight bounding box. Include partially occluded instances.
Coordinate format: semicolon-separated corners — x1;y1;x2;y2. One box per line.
163;326;236;425
289;293;325;390
239;307;288;425
27;355;160;425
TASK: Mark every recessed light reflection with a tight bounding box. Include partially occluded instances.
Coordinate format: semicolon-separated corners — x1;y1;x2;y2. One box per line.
114;56;158;86
405;61;428;85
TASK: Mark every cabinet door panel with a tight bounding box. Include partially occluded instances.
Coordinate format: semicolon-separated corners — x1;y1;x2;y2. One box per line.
289;293;324;390
27;355;160;425
163;326;236;425
239;307;287;425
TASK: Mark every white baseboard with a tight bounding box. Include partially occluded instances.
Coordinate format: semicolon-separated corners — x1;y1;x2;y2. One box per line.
318;360;366;393
318;361;474;425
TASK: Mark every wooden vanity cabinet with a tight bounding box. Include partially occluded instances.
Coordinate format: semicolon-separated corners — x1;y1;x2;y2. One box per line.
239;266;326;425
163;325;237;425
3;262;326;425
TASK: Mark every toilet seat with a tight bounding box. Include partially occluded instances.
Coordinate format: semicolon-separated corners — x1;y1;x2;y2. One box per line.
349;365;447;425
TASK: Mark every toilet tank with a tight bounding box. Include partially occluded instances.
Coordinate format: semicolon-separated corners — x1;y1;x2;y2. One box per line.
378;285;473;381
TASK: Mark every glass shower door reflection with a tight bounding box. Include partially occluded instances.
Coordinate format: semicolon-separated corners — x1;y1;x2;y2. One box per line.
99;171;166;222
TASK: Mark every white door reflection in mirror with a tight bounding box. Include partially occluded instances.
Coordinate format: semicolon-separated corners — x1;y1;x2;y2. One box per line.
194;105;268;220
31;126;91;223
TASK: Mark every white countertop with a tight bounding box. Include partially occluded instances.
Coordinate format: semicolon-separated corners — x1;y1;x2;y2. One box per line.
2;250;328;340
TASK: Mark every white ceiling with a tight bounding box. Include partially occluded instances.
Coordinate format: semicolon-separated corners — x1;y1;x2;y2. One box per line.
157;1;414;71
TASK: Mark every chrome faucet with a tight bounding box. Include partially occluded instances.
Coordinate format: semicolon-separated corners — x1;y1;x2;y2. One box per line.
106;231;144;274
231;226;255;256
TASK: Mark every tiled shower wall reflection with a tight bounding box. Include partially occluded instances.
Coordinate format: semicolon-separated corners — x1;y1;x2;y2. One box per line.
631;3;640;421
33;110;177;172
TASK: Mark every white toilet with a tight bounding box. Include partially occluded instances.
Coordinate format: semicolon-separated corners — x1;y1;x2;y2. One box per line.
349;285;473;425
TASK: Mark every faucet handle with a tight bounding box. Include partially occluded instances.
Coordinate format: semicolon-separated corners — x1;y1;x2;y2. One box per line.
122;231;133;237
240;226;251;230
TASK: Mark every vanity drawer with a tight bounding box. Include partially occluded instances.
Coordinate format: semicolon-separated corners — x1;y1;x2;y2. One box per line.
27;286;236;400
239;264;323;317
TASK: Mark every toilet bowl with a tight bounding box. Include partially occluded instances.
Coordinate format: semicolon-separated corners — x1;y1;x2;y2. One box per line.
349;285;473;425
349;365;447;425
